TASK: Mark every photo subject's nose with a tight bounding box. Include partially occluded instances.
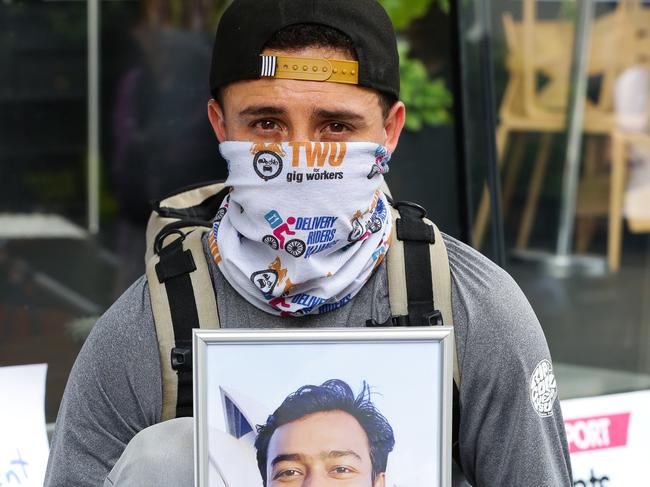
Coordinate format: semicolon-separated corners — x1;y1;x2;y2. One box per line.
302;475;323;487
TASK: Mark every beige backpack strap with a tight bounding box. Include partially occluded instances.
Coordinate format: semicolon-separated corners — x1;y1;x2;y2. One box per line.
184;230;220;331
385;206;460;387
426;219;460;387
387;205;408;318
146;228;220;421
146;245;177;421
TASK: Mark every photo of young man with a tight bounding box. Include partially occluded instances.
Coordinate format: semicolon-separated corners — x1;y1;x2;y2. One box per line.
255;379;394;486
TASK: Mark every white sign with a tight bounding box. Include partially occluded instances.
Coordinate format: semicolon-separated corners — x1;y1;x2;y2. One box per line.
562;390;650;486
0;364;49;486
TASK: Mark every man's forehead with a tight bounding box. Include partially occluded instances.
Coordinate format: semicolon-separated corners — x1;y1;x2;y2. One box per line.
222;76;382;117
268;410;372;457
228;82;377;106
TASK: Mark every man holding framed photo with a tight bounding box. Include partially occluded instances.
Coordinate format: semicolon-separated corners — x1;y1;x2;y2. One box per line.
44;1;573;486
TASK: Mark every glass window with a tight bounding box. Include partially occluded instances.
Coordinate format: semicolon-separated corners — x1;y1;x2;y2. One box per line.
458;0;650;398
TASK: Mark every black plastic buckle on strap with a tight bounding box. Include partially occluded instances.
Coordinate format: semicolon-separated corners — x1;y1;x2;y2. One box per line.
155;239;197;283
393;200;428;218
171;346;192;372
395;309;443;327
393;201;435;243
424;309;444;326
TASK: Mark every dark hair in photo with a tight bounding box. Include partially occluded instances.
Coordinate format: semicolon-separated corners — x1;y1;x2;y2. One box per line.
254;379;395;483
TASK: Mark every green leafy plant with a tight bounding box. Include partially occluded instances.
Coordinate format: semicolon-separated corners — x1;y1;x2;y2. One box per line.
398;42;453;131
379;0;453;131
379;0;437;30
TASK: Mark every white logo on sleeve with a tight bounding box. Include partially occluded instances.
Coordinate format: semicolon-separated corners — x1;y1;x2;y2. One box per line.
529;359;558;417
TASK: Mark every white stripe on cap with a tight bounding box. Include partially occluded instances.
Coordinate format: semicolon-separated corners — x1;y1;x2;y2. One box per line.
260;55;277;77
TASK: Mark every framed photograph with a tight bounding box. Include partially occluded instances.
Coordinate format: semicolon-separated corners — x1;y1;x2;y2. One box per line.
193;327;454;487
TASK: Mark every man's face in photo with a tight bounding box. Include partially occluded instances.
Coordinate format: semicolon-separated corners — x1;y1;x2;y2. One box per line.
265;410;385;486
207;46;405;152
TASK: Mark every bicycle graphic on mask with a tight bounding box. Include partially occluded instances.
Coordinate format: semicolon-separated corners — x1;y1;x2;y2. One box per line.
262;210;307;258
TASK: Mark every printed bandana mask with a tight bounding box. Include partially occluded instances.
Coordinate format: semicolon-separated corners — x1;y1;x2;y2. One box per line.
210;141;393;317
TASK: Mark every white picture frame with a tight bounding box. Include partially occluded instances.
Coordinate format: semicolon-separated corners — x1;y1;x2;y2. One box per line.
193;327;454;487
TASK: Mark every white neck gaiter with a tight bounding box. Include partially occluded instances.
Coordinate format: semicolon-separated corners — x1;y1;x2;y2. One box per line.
209;141;393;317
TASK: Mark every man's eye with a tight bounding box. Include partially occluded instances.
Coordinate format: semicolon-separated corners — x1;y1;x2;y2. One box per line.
327;122;349;133
256;120;280;130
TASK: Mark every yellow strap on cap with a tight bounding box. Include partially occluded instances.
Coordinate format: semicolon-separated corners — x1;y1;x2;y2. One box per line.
260;55;359;85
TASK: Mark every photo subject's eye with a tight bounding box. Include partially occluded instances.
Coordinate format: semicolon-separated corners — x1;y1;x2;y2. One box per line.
329;465;356;477
273;468;304;480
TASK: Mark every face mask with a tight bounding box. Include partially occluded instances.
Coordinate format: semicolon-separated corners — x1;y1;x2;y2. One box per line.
209;141;393;317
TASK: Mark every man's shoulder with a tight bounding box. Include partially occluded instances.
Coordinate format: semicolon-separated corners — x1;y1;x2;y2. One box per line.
441;232;515;294
80;275;159;375
71;274;162;412
441;233;549;363
90;275;154;343
441;232;532;321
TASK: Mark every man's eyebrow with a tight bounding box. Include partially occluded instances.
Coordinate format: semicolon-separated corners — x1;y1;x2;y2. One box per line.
323;449;363;461
239;105;287;117
314;109;366;123
270;453;304;466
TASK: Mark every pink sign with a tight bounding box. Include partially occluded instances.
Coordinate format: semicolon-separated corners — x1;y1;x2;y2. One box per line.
564;413;631;454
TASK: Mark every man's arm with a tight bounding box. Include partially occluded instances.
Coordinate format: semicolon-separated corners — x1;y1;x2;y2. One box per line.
445;237;572;486
44;277;163;486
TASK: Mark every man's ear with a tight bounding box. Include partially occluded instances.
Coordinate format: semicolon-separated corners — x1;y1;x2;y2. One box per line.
207;98;228;143
373;472;386;487
383;101;406;153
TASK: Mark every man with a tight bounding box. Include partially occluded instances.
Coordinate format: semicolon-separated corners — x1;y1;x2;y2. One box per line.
254;379;394;486
44;1;573;486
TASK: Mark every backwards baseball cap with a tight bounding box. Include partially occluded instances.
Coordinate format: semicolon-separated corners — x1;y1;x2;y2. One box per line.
209;0;400;99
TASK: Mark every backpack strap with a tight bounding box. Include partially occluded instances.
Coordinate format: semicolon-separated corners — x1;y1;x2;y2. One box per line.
386;200;460;385
145;182;229;421
385;199;463;472
146;227;220;421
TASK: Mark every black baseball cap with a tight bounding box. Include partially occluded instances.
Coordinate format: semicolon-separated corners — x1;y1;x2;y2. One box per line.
209;0;400;99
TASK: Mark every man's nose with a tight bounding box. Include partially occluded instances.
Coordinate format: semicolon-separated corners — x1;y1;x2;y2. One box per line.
288;121;316;142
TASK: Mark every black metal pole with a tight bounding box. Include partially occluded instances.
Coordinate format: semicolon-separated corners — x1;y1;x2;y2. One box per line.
449;0;472;245
477;0;506;267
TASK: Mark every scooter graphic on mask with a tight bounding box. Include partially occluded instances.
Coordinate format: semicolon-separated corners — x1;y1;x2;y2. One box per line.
349;215;383;242
262;210;307;258
342;203;384;252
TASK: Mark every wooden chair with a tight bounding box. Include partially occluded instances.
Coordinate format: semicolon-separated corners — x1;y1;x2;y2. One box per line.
605;1;650;272
609;131;650;271
473;0;616;251
473;0;650;273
